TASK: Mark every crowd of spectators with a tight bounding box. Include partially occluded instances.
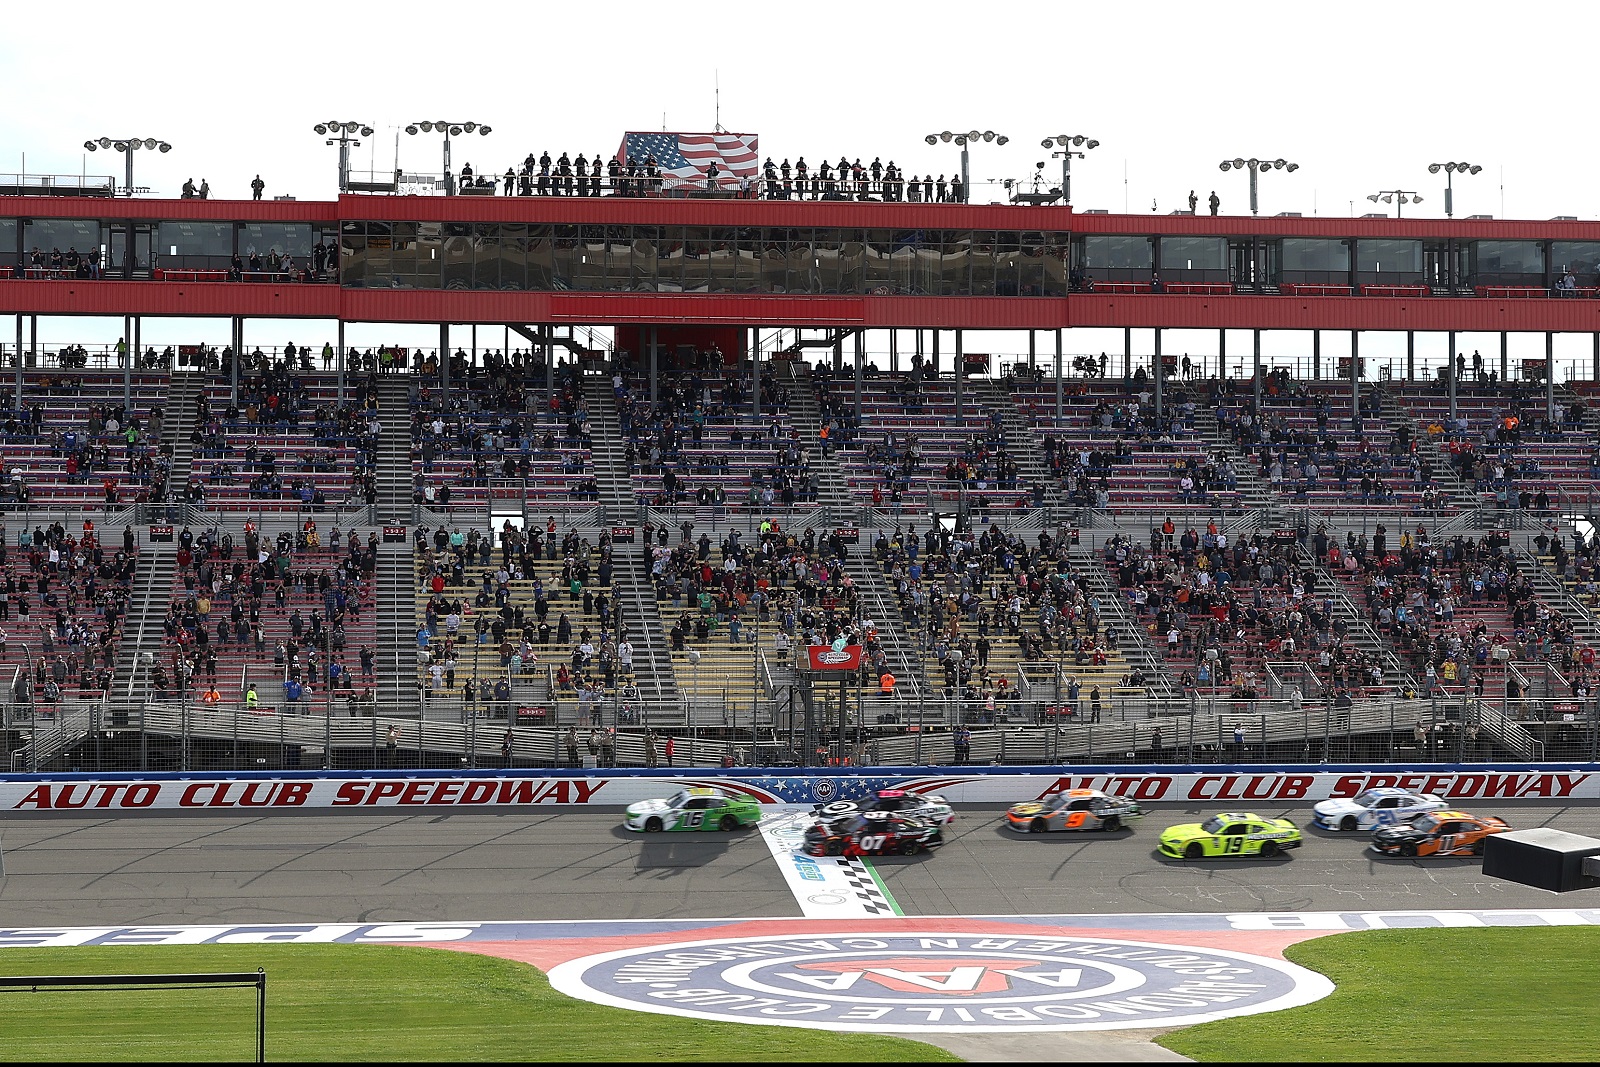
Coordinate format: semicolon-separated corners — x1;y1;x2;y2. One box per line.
414;521;642;720
158;522;378;707
870;523;1126;713
1320;525;1592;701
1108;522;1380;703
191;367;380;507
1432;395;1591;511
0;520;135;701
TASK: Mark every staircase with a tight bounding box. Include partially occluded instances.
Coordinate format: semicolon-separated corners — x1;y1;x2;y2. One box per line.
111;372;206;700
1372;387;1478;511
1070;549;1182;701
781;364;932;698
1294;546;1419;695
578;372;679;709
373;376;418;709
967;377;1059;520
1189;406;1277;513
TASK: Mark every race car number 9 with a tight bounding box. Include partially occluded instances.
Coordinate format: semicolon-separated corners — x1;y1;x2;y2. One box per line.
858;835;886;851
1064;811;1087;829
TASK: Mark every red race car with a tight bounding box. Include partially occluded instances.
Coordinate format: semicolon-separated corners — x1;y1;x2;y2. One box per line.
802;810;945;857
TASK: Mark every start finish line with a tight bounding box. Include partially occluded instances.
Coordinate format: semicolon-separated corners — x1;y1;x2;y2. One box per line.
0;764;1596;812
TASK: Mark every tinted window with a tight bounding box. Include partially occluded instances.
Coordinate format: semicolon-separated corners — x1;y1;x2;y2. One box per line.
158;221;232;258
1357;239;1423;273
0;218;15;265
1080;235;1153;269
1552;242;1600;276
1474;240;1545;275
241;223;323;258
23;218;100;256
1281;238;1349;272
1159;236;1228;270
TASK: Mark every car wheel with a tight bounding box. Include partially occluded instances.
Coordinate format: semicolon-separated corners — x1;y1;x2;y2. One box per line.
720;815;738;831
1401;841;1418;857
1471;840;1485;856
1184;843;1203;860
1030;818;1048;834
644;817;663;833
900;839;922;856
1341;815;1358;832
825;840;844;856
1259;841;1277;857
1102;815;1121;833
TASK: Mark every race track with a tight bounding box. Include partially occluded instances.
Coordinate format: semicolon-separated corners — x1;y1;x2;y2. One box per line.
4;801;1600;926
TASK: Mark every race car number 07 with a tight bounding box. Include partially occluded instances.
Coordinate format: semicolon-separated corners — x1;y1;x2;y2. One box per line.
858;834;886;851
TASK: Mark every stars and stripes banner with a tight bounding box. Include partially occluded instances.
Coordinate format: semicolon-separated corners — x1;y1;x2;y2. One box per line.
618;131;759;192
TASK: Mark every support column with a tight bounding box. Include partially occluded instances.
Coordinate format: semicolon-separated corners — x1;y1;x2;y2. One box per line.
1546;331;1556;423
14;313;22;399
1351;331;1361;429
1593;332;1598;384
1219;328;1227;381
932;329;940;378
890;329;898;374
853;328;864;423
1313;329;1321;381
133;315;141;376
122;313;132;408
1447;330;1457;422
442;323;452;390
832;334;842;374
545;325;554;396
954;329;964;419
1028;330;1036;375
1406;331;1414;383
29;315;36;364
648;325;658;404
1054;329;1063;419
1153;328;1164;418
1500;332;1508;383
231;317;241;404
1123;326;1131;384
751;326;761;421
336;319;346;403
1252;328;1262;411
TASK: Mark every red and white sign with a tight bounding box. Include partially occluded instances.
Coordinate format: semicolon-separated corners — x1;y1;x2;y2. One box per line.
806;645;865;671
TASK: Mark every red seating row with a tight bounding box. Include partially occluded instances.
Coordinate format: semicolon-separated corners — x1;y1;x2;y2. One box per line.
1280;283;1351;296
1359;284;1429;297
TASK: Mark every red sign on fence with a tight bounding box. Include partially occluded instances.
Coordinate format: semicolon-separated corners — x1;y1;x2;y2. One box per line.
806;645;864;671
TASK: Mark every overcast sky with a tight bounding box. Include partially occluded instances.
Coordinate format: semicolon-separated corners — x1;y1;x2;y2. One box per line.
5;1;1597;374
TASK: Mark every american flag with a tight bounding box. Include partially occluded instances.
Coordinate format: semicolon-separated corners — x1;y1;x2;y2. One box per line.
618;131;759;192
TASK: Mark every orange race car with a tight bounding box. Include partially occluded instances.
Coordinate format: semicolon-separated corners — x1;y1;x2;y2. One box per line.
1369;810;1510;857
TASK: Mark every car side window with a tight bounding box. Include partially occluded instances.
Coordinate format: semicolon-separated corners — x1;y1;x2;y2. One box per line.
1068;799;1094;811
1376;797;1398;808
685;797;711;810
1223;824;1247;836
1438;821;1462;835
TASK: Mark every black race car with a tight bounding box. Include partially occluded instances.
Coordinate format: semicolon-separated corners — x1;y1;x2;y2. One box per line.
813;787;955;827
802;809;945;857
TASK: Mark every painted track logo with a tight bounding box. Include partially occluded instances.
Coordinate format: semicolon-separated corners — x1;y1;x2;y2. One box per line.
547;932;1333;1033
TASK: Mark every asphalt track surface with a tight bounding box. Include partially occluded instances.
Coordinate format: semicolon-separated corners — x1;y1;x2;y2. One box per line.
5;801;1600;926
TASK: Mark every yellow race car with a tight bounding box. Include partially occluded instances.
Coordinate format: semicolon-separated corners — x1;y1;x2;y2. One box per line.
1158;812;1303;859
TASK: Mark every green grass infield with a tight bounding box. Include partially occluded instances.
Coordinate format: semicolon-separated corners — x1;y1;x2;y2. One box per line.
0;944;956;1062
1160;926;1600;1062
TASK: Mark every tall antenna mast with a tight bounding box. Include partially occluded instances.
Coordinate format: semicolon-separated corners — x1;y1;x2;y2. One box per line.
715;70;724;132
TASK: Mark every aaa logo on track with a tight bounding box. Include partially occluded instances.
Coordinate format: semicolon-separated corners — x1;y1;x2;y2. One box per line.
547;932;1332;1032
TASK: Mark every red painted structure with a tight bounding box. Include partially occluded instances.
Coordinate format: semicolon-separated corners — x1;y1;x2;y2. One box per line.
4;195;1600;332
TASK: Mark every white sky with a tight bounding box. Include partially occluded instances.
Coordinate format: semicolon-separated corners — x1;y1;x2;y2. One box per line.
4;0;1597;378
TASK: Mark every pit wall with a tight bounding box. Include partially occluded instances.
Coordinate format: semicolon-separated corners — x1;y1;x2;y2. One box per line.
1;764;1597;812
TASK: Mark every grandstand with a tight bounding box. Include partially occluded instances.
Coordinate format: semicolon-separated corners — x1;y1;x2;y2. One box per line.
3;189;1600;772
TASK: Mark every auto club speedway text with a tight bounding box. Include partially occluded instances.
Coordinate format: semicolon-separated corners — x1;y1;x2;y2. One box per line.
1;769;1595;811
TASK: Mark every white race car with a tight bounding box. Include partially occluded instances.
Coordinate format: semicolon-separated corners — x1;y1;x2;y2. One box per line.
1312;787;1447;831
815;788;955;827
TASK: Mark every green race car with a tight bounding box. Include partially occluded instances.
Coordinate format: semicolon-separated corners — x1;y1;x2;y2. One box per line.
623;787;762;833
1158;811;1303;860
